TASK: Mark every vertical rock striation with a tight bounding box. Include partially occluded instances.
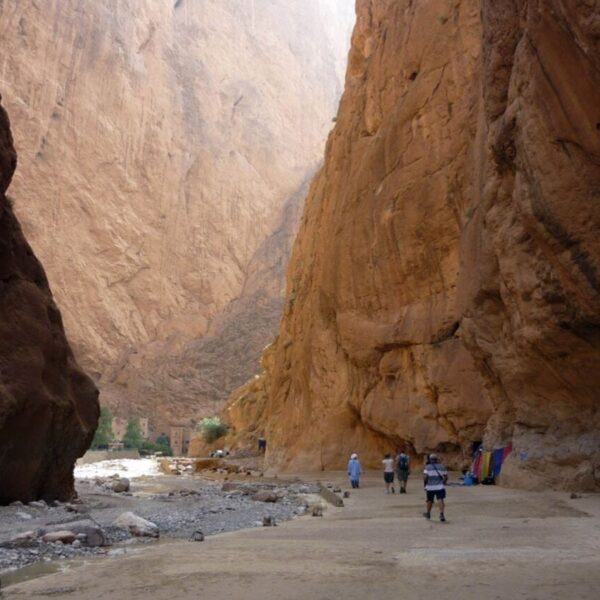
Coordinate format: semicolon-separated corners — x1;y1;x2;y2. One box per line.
463;0;600;489
226;0;600;490
0;99;98;504
0;0;354;423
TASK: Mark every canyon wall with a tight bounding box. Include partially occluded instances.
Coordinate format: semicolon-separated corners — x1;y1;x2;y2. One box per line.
226;0;600;490
0;0;354;426
0;99;98;504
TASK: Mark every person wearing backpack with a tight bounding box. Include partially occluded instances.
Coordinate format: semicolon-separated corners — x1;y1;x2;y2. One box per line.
423;453;448;522
396;451;410;493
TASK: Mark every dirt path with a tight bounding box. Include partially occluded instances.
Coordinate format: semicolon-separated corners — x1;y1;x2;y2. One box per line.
4;472;600;599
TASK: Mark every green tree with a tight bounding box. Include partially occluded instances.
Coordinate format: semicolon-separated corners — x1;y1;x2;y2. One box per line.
197;416;228;444
155;434;173;456
123;418;144;449
139;435;173;456
91;407;114;449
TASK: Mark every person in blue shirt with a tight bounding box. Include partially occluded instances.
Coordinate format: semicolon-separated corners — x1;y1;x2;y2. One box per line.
347;453;363;488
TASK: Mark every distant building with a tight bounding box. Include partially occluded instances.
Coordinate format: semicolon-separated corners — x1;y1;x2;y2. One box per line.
170;426;192;456
139;417;149;439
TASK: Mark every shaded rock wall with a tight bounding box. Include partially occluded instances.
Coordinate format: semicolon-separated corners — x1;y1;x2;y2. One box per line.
0;100;98;504
0;0;354;424
226;0;600;490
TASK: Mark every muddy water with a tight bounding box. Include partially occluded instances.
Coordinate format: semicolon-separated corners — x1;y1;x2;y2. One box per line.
1;558;83;588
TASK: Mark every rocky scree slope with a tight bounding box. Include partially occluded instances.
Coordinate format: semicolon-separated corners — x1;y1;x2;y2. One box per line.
0;0;354;423
226;0;600;491
0;98;98;504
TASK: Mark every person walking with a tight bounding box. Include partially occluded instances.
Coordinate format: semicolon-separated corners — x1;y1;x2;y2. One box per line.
347;453;362;489
423;453;448;522
396;451;410;493
382;453;395;493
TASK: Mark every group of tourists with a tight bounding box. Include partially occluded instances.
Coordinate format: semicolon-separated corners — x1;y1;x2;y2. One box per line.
347;451;448;522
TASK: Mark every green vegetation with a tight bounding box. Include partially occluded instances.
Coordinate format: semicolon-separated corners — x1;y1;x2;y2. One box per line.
139;434;173;456
123;418;144;449
197;416;228;444
91;407;114;449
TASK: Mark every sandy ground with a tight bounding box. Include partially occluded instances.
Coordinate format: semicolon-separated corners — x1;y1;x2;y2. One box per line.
4;471;600;600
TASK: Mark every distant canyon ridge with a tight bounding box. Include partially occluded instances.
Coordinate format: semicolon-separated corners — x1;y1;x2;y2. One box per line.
0;0;355;431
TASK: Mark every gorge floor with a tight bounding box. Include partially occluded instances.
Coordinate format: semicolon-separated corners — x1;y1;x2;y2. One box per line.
3;471;600;599
0;468;311;579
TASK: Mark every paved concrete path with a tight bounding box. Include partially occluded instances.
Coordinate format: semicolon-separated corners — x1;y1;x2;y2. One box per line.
4;471;600;599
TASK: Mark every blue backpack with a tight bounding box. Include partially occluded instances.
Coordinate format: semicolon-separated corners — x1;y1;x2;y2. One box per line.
398;455;409;470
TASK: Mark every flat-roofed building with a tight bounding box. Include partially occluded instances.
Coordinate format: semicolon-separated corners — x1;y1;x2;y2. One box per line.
170;426;192;456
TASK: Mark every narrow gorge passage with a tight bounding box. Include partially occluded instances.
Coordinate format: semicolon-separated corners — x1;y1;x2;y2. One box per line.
0;0;599;597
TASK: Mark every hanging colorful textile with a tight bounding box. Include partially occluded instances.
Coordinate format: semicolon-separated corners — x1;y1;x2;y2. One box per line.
481;451;492;479
472;450;483;480
492;448;505;478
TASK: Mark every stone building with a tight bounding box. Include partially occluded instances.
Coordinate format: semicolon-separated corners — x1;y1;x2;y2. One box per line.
169;427;192;456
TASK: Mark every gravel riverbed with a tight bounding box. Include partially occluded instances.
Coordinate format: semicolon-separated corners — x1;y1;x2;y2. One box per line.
0;463;322;576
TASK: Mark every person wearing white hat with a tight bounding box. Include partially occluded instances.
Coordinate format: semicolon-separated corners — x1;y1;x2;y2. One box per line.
347;453;362;488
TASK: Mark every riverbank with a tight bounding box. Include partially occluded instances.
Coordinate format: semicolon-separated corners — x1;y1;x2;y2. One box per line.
3;470;600;599
0;458;315;577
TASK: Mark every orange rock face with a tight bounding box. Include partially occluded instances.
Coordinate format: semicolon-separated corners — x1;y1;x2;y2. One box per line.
0;0;353;423
0;99;98;503
226;0;600;490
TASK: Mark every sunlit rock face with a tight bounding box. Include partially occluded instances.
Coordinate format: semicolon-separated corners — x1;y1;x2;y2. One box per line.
0;0;354;424
226;0;600;490
0;99;98;504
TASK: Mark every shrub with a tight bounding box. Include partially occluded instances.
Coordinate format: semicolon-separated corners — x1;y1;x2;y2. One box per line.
139;437;173;457
197;417;228;444
91;407;114;449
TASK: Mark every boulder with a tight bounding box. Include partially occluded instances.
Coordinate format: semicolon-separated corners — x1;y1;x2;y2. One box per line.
113;512;159;538
221;482;240;493
252;490;278;503
12;530;36;541
190;530;204;542
53;520;106;547
111;478;130;493
318;486;344;508
43;530;76;544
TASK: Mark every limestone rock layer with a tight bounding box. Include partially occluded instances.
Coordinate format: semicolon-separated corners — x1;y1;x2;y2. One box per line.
227;0;600;490
0;99;98;504
0;0;354;424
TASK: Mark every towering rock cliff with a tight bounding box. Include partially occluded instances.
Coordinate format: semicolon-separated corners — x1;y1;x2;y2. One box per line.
0;0;354;424
227;0;600;490
0;99;98;504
